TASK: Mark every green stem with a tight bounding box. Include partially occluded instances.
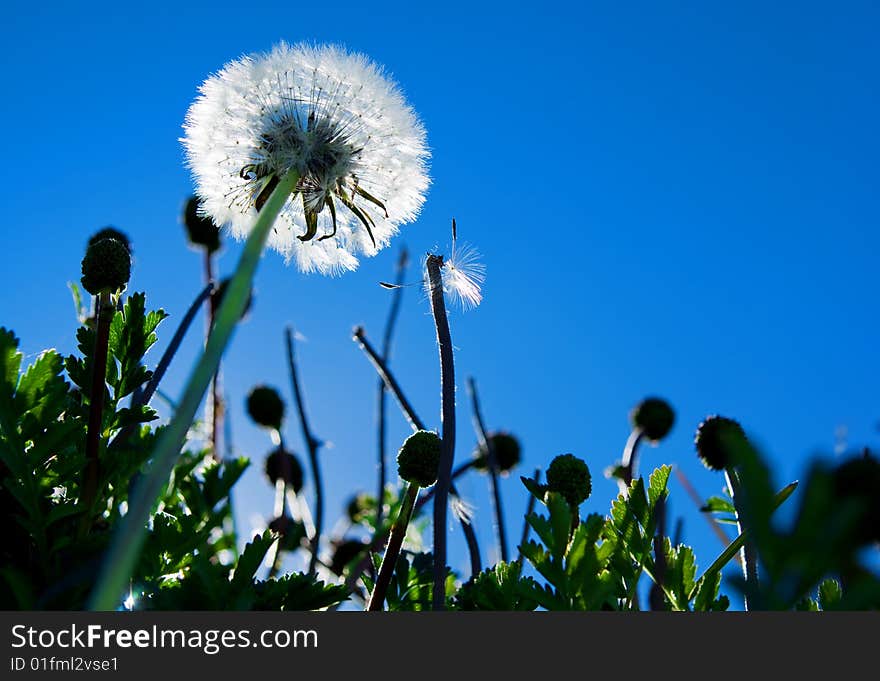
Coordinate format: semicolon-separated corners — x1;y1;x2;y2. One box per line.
366;483;420;611
88;169;300;611
687;480;799;602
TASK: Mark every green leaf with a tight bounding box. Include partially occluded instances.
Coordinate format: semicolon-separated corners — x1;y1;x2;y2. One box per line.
456;562;539;611
230;531;275;594
647;465;672;509
0;328;22;436
520;474;548;502
702;495;736;515
818;579;842;611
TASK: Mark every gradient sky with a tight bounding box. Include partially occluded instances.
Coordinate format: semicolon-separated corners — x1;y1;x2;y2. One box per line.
2;1;877;604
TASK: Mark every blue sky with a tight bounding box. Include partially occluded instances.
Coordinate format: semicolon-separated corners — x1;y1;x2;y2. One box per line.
1;1;878;602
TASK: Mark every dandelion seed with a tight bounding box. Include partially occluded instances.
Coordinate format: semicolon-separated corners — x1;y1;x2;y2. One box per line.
438;241;485;310
182;42;430;274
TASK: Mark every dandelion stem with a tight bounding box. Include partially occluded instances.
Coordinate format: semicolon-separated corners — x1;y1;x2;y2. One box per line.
285;326;323;577
81;291;113;525
516;468;541;565
466;377;508;562
376;247;408;534
88;168;301;611
425;254;456;611
366;482;420;611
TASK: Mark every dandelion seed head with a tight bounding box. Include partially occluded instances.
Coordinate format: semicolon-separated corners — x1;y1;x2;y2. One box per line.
182;42;430;274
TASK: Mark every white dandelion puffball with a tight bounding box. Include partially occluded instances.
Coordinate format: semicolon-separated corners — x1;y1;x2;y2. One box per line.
182;43;430;274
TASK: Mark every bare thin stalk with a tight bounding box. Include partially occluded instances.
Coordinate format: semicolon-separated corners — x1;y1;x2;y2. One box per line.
376;247;408;532
466;377;508;562
516;468;542;565
620;429;644;492
82;291;113;523
88;168;300;611
416;460;476;509
425;254;455;611
353;326;423;430
285;326;323;576
366;483;419;611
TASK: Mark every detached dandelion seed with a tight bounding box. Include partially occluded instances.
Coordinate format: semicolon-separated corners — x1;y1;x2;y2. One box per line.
183;42;430;274
440;240;485;309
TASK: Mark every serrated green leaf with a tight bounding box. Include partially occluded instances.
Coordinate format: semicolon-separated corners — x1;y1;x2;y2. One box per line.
647;465;671;509
230;531;275;593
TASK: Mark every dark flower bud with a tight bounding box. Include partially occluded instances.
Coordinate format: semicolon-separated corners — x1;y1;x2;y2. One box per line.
546;453;592;506
631;397;675;442
831;453;880;545
246;385;285;430
264;447;304;492
81;237;132;295
212;277;254;320
473;431;521;474
346;493;374;524
397;430;441;487
268;515;306;551
183;196;221;253
695;416;747;471
88;226;132;254
330;539;368;576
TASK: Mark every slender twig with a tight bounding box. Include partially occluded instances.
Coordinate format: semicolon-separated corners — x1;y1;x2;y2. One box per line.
140;283;214;408
205;250;222;461
425;254;456;611
674;467;740;559
285;326;323;577
366;483;419;610
376;247;408;532
354;326;423;430
89;168;300;610
466;377;508;562
82;291;113;524
416;460;476;508
517;468;541;565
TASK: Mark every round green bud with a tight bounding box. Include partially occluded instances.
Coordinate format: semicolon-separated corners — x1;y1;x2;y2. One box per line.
88;226;132;254
546;453;592;506
212;277;254;320
473;431;521;474
264;447;304;492
81;237;132;295
346;492;373;524
631;397;675;442
831;453;880;545
183;196;221;253
397;430;442;487
694;416;747;471
246;385;285;430
329;539;368;576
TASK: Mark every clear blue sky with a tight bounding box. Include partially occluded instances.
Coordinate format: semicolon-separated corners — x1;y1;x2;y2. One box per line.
2;1;877;601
